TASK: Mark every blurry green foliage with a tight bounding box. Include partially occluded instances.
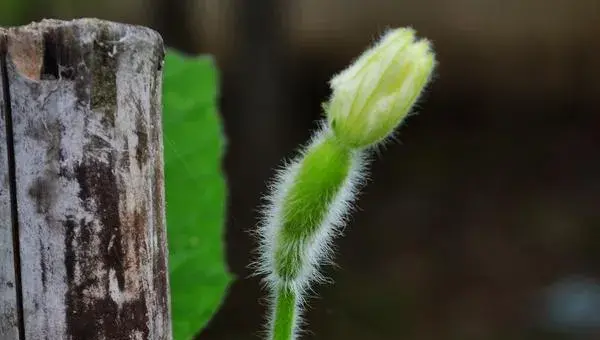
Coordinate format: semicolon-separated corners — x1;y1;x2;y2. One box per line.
163;50;231;340
0;0;27;26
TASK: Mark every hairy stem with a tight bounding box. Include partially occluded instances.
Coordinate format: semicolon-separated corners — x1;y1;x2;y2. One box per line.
274;135;352;281
263;131;360;340
271;285;298;340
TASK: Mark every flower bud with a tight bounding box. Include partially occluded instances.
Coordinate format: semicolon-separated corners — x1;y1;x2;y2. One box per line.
325;28;436;149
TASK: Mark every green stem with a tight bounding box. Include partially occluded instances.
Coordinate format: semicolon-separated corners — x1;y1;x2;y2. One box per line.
274;134;352;282
271;285;297;340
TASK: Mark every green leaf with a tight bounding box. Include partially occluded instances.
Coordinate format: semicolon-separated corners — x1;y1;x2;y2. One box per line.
163;49;231;340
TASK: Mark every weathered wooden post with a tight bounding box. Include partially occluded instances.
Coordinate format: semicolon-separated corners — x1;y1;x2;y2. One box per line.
0;19;172;339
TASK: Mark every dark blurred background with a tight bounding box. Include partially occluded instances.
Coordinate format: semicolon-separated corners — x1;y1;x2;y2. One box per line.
3;0;600;339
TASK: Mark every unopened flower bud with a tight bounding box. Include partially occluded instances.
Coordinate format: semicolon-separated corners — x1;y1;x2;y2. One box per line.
325;28;436;149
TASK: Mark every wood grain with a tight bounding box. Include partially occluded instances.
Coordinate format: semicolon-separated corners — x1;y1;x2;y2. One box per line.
0;28;21;340
0;19;171;339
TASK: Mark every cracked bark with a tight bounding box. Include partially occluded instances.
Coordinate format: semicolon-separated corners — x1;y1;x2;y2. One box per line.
0;19;171;340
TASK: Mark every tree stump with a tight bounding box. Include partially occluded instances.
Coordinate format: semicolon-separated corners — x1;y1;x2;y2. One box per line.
0;19;171;339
